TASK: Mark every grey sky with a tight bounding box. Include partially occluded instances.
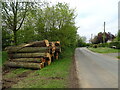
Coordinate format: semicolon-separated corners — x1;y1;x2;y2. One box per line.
48;0;119;42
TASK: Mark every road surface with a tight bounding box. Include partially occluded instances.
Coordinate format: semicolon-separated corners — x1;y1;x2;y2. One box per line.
75;48;118;88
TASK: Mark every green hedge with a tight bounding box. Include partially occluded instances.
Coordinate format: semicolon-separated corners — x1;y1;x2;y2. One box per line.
108;41;120;49
97;43;109;47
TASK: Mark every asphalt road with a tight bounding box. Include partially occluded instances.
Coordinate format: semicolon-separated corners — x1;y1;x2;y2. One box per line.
75;48;118;88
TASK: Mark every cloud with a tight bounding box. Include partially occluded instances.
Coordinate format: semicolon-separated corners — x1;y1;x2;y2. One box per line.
47;0;119;42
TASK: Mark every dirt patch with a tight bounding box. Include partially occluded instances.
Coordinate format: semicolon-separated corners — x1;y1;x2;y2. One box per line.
2;69;35;89
48;77;64;80
68;55;79;88
2;66;16;76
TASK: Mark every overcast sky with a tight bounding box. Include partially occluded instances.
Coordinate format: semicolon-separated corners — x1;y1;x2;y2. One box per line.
47;0;119;42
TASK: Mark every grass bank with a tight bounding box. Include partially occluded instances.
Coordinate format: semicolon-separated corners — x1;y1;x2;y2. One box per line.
4;48;74;88
117;56;120;59
88;47;120;53
0;51;8;66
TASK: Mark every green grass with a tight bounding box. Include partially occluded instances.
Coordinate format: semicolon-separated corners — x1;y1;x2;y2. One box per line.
0;51;8;66
4;68;30;79
88;47;120;53
11;48;74;88
0;52;2;66
117;56;120;59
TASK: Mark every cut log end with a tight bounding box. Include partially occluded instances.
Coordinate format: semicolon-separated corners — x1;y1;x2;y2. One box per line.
40;63;44;68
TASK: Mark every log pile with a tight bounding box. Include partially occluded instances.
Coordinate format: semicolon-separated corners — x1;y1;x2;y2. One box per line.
4;40;61;69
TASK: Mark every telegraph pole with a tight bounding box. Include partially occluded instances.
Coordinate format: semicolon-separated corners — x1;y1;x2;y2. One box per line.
91;34;93;43
103;22;106;43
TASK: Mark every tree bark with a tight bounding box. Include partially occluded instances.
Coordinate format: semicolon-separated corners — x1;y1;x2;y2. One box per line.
9;53;51;60
10;58;42;63
4;61;42;69
6;47;50;53
13;30;17;45
25;40;49;47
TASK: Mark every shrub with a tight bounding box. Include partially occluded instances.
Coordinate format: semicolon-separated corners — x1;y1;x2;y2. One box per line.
98;43;109;47
109;41;120;49
93;44;98;48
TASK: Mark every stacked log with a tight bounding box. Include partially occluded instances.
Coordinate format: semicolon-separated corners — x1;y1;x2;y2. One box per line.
54;41;61;60
4;40;61;69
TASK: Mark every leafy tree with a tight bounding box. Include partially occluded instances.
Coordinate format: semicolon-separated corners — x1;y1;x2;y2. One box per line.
2;1;31;45
118;30;120;41
2;26;12;49
35;2;77;48
3;1;78;49
115;30;120;41
77;35;87;47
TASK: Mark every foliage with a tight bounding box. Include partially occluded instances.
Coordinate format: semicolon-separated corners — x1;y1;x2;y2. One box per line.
2;1;78;49
108;41;120;49
2;26;12;49
117;56;120;59
1;51;8;65
114;30;120;41
77;34;87;47
97;43;109;47
92;44;98;48
118;30;120;41
2;1;33;45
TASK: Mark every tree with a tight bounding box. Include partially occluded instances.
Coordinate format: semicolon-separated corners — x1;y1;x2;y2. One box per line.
2;1;31;45
77;35;87;47
113;30;120;41
3;1;78;49
2;26;12;49
34;2;77;48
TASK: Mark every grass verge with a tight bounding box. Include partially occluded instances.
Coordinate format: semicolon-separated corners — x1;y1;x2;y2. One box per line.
8;48;74;88
3;68;30;79
88;47;120;53
117;56;120;59
0;51;8;66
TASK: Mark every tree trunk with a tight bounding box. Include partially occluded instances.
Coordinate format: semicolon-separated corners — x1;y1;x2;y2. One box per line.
10;58;42;63
4;61;42;69
25;40;49;47
9;53;51;60
6;47;50;53
13;30;17;45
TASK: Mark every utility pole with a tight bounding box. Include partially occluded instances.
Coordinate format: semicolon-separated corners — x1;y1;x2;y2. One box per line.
91;34;93;43
103;22;106;43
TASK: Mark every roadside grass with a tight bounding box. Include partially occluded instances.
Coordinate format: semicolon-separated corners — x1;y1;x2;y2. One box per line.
0;51;2;66
88;47;120;53
8;48;74;88
117;56;120;59
1;51;8;65
3;68;30;79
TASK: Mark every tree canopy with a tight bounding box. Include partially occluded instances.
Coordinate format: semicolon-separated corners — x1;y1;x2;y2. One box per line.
2;1;78;49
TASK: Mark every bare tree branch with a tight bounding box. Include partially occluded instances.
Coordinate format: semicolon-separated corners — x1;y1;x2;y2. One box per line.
16;3;29;31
